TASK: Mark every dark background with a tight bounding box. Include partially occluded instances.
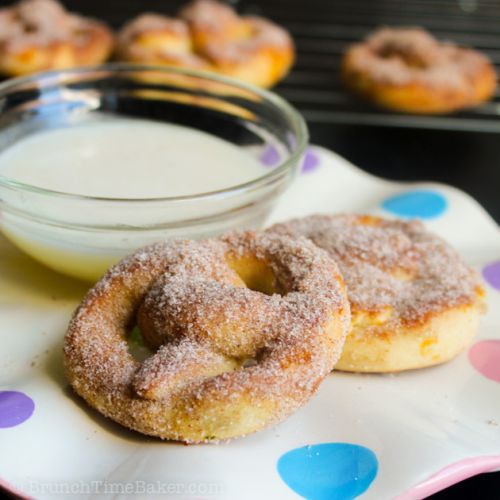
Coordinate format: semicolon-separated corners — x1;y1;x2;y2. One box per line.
2;0;500;499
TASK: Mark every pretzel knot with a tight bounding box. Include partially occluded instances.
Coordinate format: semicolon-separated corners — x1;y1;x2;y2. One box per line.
0;0;114;77
341;27;497;114
64;232;350;443
115;0;295;88
268;214;486;373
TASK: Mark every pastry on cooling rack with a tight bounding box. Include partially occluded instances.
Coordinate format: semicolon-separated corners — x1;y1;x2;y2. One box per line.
0;0;114;77
341;27;497;114
116;0;295;88
64;232;350;442
268;214;486;373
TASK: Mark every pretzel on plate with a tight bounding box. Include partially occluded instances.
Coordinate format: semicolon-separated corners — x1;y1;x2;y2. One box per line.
269;214;486;372
64;232;350;442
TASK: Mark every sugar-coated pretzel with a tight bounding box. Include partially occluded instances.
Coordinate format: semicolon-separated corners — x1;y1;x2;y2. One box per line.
268;214;486;373
64;232;350;442
342;27;497;114
0;0;114;77
116;0;294;88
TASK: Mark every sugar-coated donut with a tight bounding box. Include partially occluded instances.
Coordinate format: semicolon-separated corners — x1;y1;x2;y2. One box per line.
0;0;114;77
116;0;295;88
342;27;497;114
268;214;486;373
64;231;350;442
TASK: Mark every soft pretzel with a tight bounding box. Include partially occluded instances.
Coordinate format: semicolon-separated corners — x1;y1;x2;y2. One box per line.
64;232;350;442
268;214;486;373
342;27;497;114
0;0;114;77
116;0;295;88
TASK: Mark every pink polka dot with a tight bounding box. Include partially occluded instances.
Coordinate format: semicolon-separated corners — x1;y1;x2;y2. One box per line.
469;340;500;382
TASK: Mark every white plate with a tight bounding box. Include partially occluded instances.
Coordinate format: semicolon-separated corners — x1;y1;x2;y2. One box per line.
1;146;500;500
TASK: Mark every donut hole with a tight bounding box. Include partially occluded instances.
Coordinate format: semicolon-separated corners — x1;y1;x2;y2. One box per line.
241;357;258;368
127;326;153;362
377;45;428;69
226;255;281;295
238;347;268;368
23;24;38;34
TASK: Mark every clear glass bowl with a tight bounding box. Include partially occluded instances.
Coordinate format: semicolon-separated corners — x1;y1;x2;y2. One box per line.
0;64;308;281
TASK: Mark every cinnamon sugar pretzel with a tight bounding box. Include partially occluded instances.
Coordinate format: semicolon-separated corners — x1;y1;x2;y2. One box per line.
116;0;294;88
342;27;497;114
269;214;486;372
0;0;113;77
64;232;350;442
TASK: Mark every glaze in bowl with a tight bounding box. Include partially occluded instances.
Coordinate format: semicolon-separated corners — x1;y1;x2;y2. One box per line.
0;64;307;281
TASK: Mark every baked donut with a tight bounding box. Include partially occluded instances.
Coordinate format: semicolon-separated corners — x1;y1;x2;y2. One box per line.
116;0;295;88
268;214;486;373
0;0;114;77
64;232;350;442
342;27;497;114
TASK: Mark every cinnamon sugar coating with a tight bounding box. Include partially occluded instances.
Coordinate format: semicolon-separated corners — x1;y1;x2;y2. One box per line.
0;0;113;76
116;0;294;88
342;27;497;113
269;214;483;327
268;214;486;372
64;231;350;442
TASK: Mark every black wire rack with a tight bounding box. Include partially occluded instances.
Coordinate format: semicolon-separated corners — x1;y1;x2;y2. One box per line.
72;0;500;132
268;0;500;132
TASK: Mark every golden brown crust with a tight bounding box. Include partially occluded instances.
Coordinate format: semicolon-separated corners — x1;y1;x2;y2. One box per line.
63;231;350;442
0;0;114;76
116;0;295;88
342;27;497;114
268;214;486;372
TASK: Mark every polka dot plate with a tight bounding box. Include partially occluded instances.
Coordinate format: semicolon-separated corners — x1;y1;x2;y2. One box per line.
1;146;500;499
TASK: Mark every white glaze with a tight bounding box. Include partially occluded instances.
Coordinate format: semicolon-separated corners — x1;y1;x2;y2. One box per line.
0;118;272;280
0;119;265;198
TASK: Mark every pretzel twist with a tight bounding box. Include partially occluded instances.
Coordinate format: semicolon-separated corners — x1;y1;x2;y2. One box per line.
268;214;486;373
342;27;497;114
0;0;113;77
116;0;294;88
64;232;350;442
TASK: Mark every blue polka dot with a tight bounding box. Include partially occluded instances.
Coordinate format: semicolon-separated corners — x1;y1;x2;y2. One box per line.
277;443;378;500
381;190;447;219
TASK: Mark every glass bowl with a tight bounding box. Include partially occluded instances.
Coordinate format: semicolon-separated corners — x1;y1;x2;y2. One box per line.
0;64;308;282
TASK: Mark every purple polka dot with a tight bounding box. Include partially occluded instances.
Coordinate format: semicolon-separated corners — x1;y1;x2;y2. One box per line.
260;145;280;167
482;261;500;291
301;148;320;174
0;391;35;428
